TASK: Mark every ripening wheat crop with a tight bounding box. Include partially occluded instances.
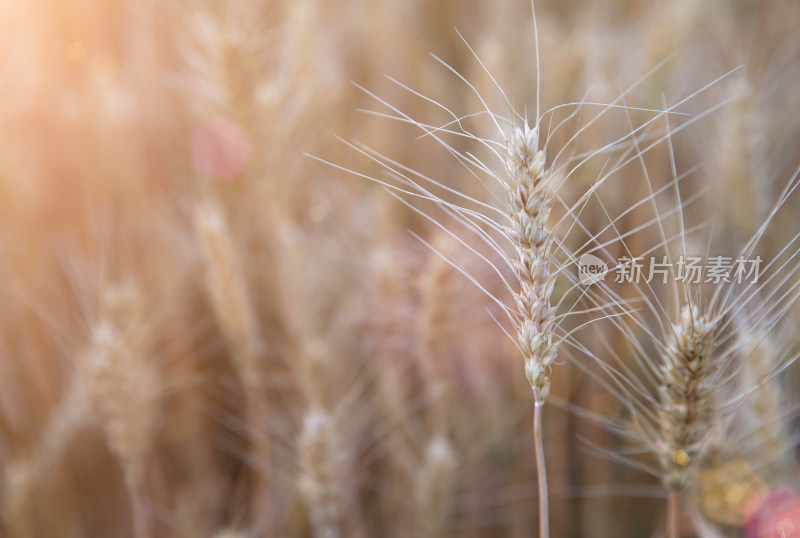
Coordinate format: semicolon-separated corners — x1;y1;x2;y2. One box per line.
0;1;799;537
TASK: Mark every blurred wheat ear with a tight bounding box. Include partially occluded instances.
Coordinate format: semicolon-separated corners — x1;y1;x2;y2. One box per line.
193;197;273;529
77;282;160;538
298;409;342;538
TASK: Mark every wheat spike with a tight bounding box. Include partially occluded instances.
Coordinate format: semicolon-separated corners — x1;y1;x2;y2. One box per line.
298;410;341;538
79;322;157;482
195;200;261;381
658;305;719;491
418;236;457;434
505;123;558;405
72;282;159;538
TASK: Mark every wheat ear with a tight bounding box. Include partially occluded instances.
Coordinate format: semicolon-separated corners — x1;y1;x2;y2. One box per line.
734;330;793;476
298;409;341;538
78;316;158;538
504;123;558;538
418;236;456;435
415;240;457;535
194;200;273;527
506;123;558;402
194;200;261;380
658;305;719;536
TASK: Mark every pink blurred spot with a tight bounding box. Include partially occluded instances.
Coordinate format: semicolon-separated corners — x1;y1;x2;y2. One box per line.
746;487;800;537
191;117;252;180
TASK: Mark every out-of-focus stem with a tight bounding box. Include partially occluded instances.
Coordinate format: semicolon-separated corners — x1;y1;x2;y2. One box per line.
666;491;679;538
126;471;149;538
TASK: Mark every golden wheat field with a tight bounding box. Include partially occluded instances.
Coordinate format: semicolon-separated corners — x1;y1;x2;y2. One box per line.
2;0;800;537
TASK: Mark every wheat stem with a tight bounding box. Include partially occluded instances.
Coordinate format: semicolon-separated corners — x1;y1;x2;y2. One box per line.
126;470;149;538
666;491;678;538
533;403;549;538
